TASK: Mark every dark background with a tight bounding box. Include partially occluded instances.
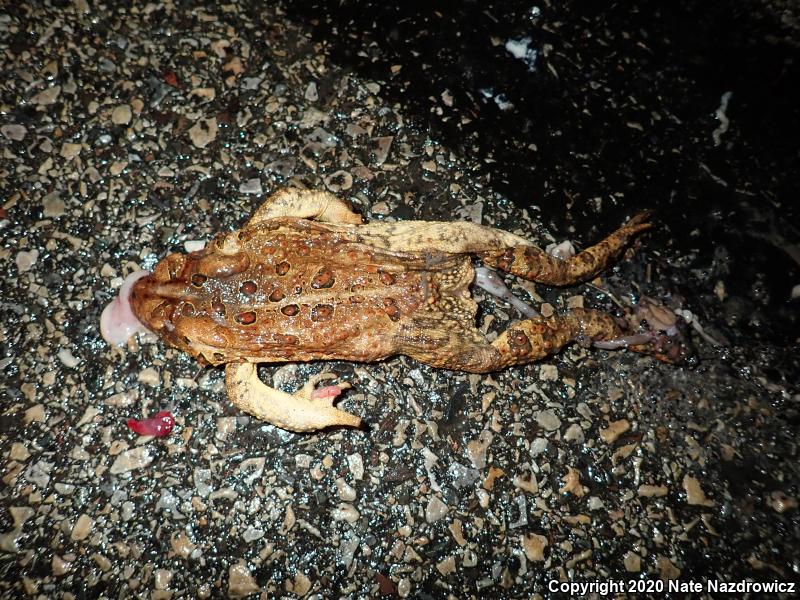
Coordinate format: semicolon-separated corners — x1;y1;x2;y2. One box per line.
282;0;800;346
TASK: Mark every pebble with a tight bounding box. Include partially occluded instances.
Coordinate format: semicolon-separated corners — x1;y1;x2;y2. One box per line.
683;475;715;506
239;178;263;194
1;124;26;141
60;143;82;159
154;569;172;590
425;496;449;523
304;81;318;101
462;549;478;567
521;533;547;561
15;250;39;273
31;85;61;105
332;503;360;523
398;578;411;597
57;348;80;368
70;514;93;541
188;117;218;148
599;419;630;443
9;443;30;461
534;409;561;431
10;507;34;529
228;563;260;598
624;551;642;572
436;556;456;575
347;453;364;480
137;367;160;386
242;526;264;542
170;532;197;559
52;555;72;576
111;104;132;125
337;533;360;568
564;423;585;443
24;405;45;424
42;191;66;217
335;477;357;501
638;484;668;497
466;430;494;469
538;364;558;381
184;240;206;252
109;446;153;474
291;573;312;596
91;553;111;572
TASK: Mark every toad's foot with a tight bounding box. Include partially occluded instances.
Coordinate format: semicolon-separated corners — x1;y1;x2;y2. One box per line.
225;362;362;433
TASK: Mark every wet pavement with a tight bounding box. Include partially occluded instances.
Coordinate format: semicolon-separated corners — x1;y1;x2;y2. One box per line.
1;1;798;598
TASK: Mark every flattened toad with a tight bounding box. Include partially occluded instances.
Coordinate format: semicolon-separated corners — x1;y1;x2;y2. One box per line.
102;188;676;432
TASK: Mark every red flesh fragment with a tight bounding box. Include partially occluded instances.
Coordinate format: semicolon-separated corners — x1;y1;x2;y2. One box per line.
310;385;344;401
127;411;175;437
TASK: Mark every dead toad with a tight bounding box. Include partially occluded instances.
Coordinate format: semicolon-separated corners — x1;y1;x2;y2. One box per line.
101;188;676;432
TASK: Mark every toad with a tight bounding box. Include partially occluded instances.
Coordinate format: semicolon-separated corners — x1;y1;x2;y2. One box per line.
101;188;677;432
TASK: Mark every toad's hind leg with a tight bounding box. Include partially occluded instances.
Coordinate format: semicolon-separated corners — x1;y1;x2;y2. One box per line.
479;212;652;286
428;309;625;372
248;188;363;226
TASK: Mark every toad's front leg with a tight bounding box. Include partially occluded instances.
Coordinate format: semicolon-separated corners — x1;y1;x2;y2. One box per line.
225;362;362;432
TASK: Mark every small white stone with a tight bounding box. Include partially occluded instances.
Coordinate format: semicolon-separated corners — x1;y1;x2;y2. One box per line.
425;496;449;523
15;250;39;273
563;423;584;444
228;563;260;598
60;143;82;159
42;191;66;217
188;117;218;148
57;349;80;368
335;477;357;502
239;178;262;195
347;453;364;480
32;85;61;105
111;104;132;125
70;513;93;541
153;568;172;590
304;81;318;101
1;124;26;141
110;446;153;474
137;367;160;386
535;409;561;431
331;503;360;523
538;364;558;381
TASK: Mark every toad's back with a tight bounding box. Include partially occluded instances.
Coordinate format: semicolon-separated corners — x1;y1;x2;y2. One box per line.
130;217;478;366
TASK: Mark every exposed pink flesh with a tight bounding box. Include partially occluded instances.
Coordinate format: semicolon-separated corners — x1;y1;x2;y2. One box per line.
100;270;150;345
127;410;175;437
310;385;345;401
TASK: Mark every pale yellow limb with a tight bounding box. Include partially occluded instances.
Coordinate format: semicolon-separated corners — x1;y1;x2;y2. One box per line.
224;362;362;432
247;188;363;226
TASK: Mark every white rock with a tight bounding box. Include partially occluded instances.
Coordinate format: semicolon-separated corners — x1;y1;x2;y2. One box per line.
425;496;449;523
331;503;360;523
15;250;39;272
228;563;260;598
60;143;82;159
32;85;61;105
57;349;80;368
111;104;132;125
239;178;262;195
109;446;153;474
1;124;26;141
535;409;561;431
347;453;364;480
42;191;66;217
188;117;218;148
